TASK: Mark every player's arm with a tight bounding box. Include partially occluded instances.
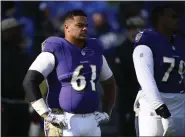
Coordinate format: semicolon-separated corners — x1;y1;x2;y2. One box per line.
100;55;117;116
133;45;171;118
23;52;55;118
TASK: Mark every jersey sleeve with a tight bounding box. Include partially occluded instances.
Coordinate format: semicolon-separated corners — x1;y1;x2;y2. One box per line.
133;45;164;109
134;31;152;48
100;55;113;81
41;36;62;53
29;52;55;78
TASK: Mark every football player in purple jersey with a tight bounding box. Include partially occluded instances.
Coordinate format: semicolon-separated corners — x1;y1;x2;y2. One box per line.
23;9;116;136
133;4;185;136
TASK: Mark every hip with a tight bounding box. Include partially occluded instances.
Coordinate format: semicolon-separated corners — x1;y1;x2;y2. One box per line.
134;91;185;118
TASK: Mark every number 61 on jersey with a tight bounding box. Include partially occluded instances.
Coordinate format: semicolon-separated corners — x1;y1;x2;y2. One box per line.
71;65;96;91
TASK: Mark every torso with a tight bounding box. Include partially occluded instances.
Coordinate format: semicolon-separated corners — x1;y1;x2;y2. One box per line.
135;29;185;93
44;37;103;113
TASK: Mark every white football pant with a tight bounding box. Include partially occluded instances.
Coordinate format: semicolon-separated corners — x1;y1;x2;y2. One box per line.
134;91;185;136
63;112;101;136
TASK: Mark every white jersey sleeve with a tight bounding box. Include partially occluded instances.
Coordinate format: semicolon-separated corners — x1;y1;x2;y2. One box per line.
100;55;113;81
133;45;164;109
29;52;55;78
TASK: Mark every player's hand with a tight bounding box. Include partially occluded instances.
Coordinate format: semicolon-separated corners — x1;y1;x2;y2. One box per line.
162;117;176;136
155;104;176;136
44;112;67;127
94;111;109;126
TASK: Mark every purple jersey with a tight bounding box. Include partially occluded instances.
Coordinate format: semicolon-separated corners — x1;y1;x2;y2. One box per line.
42;37;103;113
134;29;185;93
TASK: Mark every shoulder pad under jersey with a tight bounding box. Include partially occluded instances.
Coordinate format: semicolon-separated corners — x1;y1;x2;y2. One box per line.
87;38;104;54
134;29;158;48
41;36;64;53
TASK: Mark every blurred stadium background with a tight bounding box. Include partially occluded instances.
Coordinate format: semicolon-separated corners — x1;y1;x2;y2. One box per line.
1;1;185;136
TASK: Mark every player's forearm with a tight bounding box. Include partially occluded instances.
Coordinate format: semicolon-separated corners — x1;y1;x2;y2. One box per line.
23;52;55;117
23;70;49;117
101;76;116;116
23;70;44;102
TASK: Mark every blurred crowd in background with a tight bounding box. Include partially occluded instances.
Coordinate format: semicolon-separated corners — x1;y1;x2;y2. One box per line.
1;1;185;137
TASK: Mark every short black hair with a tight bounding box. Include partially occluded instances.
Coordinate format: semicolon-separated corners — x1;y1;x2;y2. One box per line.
63;9;87;22
151;4;175;28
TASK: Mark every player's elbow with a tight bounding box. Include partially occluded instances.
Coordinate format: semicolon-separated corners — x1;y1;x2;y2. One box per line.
22;77;29;90
22;76;35;102
22;70;44;102
22;72;29;89
22;75;33;92
22;71;35;90
22;73;36;96
23;70;45;87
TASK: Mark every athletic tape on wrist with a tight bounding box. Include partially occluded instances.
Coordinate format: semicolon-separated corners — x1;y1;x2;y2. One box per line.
31;98;49;116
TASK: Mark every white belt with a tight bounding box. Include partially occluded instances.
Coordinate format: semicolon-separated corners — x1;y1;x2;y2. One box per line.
64;112;94;117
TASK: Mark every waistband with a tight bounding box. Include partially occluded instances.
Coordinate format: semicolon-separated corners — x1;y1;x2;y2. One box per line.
64;112;94;117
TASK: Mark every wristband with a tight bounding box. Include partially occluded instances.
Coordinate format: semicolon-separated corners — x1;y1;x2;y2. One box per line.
31;98;49;116
155;104;171;119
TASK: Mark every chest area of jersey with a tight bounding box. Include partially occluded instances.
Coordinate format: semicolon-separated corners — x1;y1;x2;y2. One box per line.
153;40;185;83
55;47;102;82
